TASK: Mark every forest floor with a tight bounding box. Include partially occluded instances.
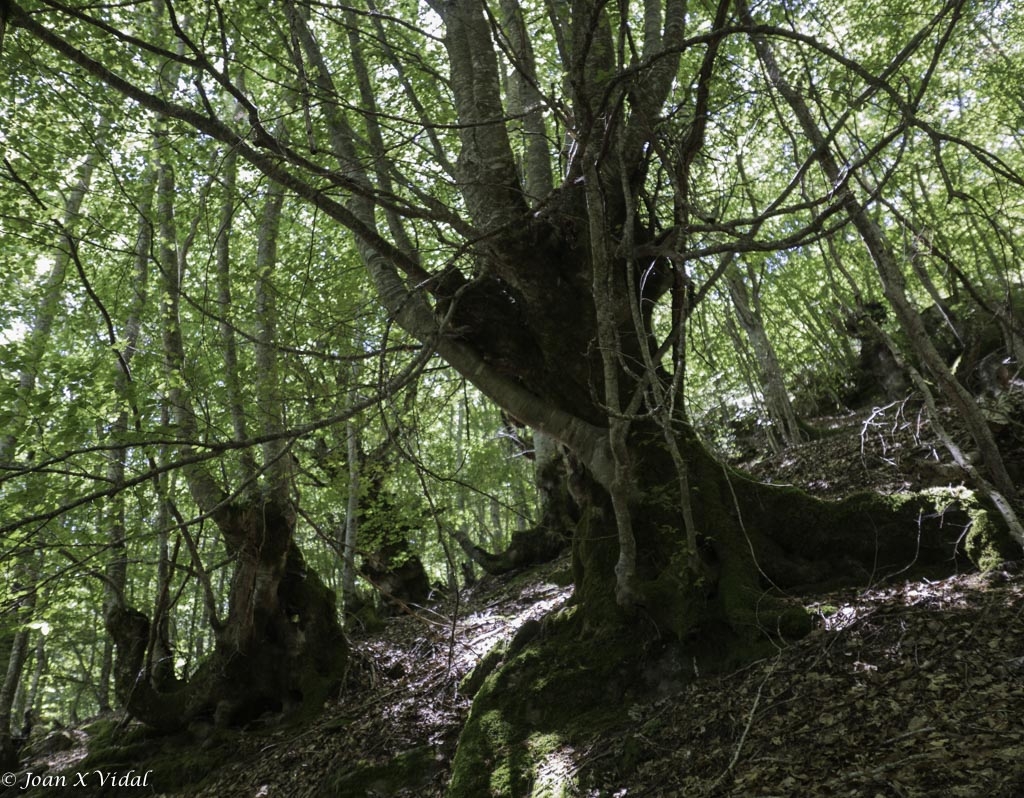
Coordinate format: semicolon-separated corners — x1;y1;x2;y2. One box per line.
9;398;1024;797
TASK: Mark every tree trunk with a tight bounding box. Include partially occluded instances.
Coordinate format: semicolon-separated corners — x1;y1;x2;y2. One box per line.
103;90;347;733
0;631;31;771
0;119;105;762
215;137;259;487
450;521;569;576
108;536;346;731
97;635;112;713
449;432;576;575
23;633;44;729
15;0;1009;685
724;259;804;447
341;418;361;611
0;563;36;772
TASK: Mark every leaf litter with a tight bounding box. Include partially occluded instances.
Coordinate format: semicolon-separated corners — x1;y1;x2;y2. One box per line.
583;566;1024;797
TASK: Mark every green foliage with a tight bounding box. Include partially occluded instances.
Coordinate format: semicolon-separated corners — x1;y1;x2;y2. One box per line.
2;0;1024;734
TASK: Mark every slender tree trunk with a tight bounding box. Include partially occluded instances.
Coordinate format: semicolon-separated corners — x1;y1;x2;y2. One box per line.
725;260;804;447
341;418;360;610
215;139;259;488
498;0;553;204
97;635;113;713
722;312;782;454
254;176;291;507
100;158;155;708
101;57;346;730
23;633;44;728
0;558;37;770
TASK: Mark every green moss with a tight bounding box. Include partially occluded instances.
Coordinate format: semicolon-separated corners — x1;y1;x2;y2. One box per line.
81;716;127;749
461;640;508;698
51;727;234;797
639;551;706;639
448;614;658;798
76;722;163;769
448;705;521;797
965;504;1019;570
571;503;625;631
548;566;574;587
454;428;1019;797
527;732;579;797
745;481;1003;588
138;745;228;793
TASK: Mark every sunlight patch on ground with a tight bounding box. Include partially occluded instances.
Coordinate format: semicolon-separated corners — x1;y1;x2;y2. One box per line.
806;571;1000;634
456;583;572;670
808;601;862;631
531;743;580;797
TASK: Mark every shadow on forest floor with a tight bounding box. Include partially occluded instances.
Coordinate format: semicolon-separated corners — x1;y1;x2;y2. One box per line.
7;401;1024;797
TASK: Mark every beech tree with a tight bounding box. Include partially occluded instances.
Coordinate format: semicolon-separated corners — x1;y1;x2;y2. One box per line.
3;0;1023;740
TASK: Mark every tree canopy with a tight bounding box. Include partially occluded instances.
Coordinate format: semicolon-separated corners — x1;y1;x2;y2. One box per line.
1;0;1024;788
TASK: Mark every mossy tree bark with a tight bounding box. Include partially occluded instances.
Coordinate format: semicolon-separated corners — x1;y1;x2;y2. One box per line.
446;427;1003;797
563;417;988;646
108;535;346;731
356;468;432;611
284;0;1002;648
